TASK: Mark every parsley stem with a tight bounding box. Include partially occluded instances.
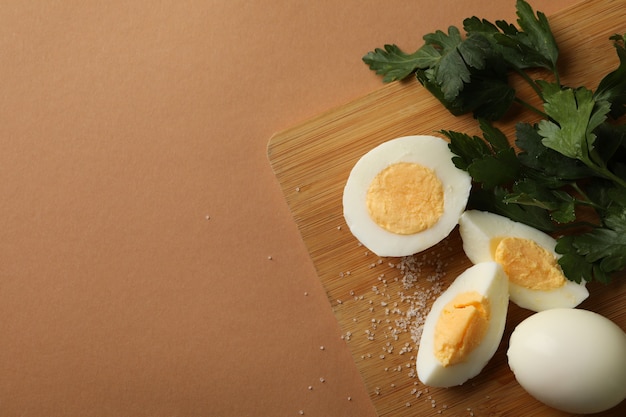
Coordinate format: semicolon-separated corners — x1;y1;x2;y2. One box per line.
574;198;604;211
553;220;599;231
584;152;626;189
513;97;549;119
512;65;544;100
553;69;561;87
597;168;626;189
570;182;589;200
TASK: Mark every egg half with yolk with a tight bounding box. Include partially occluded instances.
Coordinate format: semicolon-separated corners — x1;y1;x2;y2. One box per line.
458;210;588;312
342;135;471;257
416;261;509;387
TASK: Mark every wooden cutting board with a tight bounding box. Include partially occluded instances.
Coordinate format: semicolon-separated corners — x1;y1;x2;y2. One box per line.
268;0;626;415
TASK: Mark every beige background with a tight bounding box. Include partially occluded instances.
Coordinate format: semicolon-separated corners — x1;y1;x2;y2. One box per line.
0;0;582;415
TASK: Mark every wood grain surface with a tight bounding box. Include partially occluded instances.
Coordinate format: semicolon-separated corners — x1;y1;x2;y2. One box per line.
268;0;626;415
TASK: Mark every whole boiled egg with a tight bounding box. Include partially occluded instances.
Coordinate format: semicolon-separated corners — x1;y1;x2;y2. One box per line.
416;261;509;387
508;308;626;414
342;135;471;257
458;210;588;312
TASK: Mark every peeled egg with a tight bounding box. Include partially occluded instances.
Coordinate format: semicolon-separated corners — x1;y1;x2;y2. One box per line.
508;308;626;414
416;262;509;387
458;210;588;312
342;135;471;257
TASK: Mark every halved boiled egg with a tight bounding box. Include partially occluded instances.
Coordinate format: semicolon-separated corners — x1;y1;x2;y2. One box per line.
458;210;589;312
416;262;509;387
342;135;471;257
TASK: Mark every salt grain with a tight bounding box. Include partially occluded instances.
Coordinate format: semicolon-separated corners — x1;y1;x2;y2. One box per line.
334;248;451;413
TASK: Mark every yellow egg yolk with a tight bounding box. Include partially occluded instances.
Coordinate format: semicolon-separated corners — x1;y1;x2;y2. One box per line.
434;291;490;367
492;237;566;290
366;162;444;235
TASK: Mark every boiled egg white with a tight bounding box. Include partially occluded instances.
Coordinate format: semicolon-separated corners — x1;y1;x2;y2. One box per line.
508;308;626;414
342;135;471;257
458;210;588;312
416;261;509;387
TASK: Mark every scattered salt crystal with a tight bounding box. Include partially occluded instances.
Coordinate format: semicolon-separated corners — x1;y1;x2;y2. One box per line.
335;251;451;412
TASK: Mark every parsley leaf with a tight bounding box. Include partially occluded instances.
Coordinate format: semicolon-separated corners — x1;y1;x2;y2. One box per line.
442;120;520;188
458;10;557;76
594;34;626;119
362;44;436;83
364;0;561;121
557;208;626;284
516;121;592;183
511;0;558;72
536;86;626;190
469;187;556;232
422;27;471;101
556;237;601;284
503;179;576;224
416;61;514;119
537;86;610;163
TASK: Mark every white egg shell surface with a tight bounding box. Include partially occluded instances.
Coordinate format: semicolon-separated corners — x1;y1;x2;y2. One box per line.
342;135;471;257
416;261;509;387
458;210;588;312
508;308;626;414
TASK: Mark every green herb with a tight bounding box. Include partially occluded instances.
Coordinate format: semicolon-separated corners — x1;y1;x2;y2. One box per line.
363;0;626;284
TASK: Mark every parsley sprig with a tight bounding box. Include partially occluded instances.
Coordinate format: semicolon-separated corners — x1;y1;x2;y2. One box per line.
363;0;626;284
